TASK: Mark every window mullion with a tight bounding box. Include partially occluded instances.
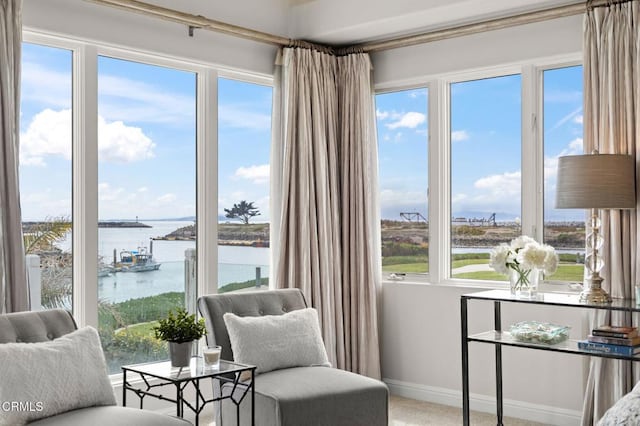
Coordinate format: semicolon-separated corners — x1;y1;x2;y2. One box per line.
521;65;542;241
72;44;98;327
197;69;218;298
430;79;450;283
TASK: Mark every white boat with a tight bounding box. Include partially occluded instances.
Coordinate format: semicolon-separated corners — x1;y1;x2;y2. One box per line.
114;247;161;272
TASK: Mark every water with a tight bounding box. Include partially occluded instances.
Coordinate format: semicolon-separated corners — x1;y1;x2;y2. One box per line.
59;221;269;303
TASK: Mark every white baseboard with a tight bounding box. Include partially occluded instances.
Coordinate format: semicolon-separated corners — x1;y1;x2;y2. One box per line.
383;378;581;426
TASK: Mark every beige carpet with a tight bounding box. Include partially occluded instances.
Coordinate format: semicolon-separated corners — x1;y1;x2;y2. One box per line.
193;395;543;425
389;395;544;425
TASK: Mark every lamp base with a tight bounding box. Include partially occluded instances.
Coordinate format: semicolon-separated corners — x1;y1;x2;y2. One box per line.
579;276;612;304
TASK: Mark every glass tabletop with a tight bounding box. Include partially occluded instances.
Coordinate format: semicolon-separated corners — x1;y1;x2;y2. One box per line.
462;289;640;312
122;356;255;382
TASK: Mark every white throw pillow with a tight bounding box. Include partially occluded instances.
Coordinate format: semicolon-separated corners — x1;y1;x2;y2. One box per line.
224;307;331;374
0;326;116;425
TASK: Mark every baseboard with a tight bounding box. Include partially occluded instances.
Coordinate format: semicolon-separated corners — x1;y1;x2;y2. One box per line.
383;378;582;426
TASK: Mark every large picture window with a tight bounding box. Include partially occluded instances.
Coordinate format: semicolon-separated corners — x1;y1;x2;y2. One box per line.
543;65;585;283
450;75;522;281
375;88;429;278
217;77;273;293
97;56;197;373
19;42;73;311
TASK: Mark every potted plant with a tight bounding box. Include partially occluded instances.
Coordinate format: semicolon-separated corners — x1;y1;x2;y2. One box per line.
153;308;207;367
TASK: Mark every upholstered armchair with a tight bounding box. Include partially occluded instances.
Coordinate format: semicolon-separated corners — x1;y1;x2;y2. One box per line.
0;309;189;426
198;288;389;426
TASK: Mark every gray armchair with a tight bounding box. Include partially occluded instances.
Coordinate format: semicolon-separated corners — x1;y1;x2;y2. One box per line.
0;309;189;426
198;288;389;426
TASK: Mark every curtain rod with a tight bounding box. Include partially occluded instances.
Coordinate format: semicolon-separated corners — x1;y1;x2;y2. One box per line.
83;0;623;53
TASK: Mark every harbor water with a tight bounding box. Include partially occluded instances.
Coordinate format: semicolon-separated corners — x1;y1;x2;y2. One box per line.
63;221;269;303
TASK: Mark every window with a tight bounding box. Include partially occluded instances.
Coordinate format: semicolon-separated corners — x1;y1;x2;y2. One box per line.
19;43;73;310
217;77;273;293
450;75;522;281
97;56;197;373
375;88;429;278
543;65;585;282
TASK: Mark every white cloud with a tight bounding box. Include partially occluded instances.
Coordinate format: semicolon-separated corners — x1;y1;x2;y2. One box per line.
574;115;583;124
98;116;156;163
451;130;469;142
219;104;272;131
386;112;426;130
376;109;389;120
99;75;195;125
98;183;125;202
21;61;72;109
234;164;270;184
20;109;156;166
544;137;584;181
474;171;522;197
548;106;583;132
408;90;427;99
157;193;176;203
20;109;72;166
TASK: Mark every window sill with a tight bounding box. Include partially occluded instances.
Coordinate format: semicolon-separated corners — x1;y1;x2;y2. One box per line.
382;276;581;295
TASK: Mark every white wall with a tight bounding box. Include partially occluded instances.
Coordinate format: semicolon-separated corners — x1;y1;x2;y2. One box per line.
23;0;278;76
374;14;587;425
371;15;583;85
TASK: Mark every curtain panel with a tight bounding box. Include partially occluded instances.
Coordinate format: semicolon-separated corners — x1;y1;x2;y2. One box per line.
270;47;381;379
0;0;28;313
581;1;640;423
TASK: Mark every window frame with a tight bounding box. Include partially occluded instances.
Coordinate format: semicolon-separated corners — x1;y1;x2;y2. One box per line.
22;31;274;329
375;54;582;289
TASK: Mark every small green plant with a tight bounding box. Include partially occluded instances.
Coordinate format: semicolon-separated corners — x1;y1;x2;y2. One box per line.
153;308;206;343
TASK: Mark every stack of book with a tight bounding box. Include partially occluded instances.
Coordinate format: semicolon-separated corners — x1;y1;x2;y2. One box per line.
578;325;640;356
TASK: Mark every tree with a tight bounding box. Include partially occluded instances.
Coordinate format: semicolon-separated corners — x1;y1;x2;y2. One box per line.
224;201;260;225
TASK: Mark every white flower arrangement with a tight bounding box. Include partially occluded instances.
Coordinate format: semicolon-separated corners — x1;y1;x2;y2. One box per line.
489;236;559;278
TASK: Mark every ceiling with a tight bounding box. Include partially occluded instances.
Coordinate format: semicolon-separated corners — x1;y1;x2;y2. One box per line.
137;0;585;45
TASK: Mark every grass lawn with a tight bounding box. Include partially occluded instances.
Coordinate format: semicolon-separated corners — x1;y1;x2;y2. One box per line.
452;263;583;282
117;321;158;337
452;258;490;269
382;263;428;273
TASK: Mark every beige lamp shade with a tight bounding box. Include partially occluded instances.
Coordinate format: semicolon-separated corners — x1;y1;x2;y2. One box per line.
555;154;636;209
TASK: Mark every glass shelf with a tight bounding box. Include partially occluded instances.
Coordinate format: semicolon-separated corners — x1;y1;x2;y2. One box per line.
469;330;640;361
462;289;640;312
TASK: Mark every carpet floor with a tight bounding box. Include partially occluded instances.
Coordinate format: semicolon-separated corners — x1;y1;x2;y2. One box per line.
389;395;544;425
194;395;544;425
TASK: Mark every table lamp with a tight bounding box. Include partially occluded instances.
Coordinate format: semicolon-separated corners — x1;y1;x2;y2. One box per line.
555;153;636;303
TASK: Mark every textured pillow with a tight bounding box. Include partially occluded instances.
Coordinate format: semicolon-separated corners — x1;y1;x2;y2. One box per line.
0;326;116;425
598;383;640;426
224;307;331;374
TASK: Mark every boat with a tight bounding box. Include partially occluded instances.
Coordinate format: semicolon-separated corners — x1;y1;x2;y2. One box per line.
114;247;161;272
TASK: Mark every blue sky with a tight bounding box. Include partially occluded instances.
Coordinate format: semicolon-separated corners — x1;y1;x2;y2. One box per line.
19;43;272;222
375;65;583;223
19;42;582;224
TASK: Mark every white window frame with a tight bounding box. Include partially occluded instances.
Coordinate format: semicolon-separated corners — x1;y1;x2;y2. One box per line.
375;53;582;290
21;30;274;328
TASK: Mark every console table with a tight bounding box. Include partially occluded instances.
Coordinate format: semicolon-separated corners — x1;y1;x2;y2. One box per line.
461;289;640;426
123;357;255;426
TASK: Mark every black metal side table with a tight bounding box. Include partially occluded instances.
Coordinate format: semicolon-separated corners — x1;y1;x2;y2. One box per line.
122;357;256;426
461;289;640;426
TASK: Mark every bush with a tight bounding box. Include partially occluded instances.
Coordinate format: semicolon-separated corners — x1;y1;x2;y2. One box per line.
100;327;168;374
382;242;428;257
453;225;486;236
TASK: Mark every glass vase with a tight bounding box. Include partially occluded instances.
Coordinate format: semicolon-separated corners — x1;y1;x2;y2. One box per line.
509;267;539;298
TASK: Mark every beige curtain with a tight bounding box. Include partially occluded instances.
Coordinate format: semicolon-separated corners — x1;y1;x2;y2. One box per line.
270;47;382;379
581;1;640;423
0;0;28;313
